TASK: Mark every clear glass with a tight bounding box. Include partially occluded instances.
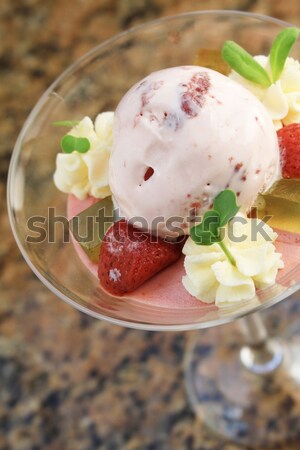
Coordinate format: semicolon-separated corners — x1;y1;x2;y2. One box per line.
7;10;300;331
185;298;300;446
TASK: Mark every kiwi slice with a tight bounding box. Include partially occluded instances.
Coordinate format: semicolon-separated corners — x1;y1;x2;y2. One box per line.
69;196;119;262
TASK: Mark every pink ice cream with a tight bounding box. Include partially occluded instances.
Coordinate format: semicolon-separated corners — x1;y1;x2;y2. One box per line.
109;66;280;238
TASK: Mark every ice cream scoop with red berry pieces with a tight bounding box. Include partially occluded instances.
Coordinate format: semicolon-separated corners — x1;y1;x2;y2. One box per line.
109;66;280;239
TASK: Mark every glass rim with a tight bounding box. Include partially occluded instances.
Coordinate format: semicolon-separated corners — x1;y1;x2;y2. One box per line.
7;9;299;331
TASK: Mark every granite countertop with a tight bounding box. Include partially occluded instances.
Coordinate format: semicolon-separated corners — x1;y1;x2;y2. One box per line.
1;1;300;449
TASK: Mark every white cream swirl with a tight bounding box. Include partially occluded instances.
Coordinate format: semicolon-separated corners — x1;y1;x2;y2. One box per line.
229;56;300;130
53;112;114;200
182;214;284;307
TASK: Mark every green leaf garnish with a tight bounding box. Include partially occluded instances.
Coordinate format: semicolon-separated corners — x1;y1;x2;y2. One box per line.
61;135;90;154
221;41;272;87
190;210;221;245
52;120;80;127
213;189;240;227
270;27;300;82
190;189;240;265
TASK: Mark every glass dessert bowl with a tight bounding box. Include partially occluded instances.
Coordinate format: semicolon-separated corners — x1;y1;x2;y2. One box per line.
8;10;300;446
8;11;300;330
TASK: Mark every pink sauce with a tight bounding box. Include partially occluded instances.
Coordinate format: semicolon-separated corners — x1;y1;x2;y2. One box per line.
67;195;300;308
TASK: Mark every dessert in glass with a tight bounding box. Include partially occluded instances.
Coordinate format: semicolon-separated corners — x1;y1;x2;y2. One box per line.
8;11;300;446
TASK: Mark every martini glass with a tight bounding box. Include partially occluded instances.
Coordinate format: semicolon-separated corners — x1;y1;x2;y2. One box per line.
7;10;300;447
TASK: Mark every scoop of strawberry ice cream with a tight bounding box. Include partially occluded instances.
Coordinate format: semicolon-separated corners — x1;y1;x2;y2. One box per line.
109;66;280;238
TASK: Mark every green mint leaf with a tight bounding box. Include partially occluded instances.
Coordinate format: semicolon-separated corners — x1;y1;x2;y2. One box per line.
270;27;300;82
61;135;90;154
52;120;80;127
190;210;221;246
213;189;240;227
222;41;272;87
190;190;239;265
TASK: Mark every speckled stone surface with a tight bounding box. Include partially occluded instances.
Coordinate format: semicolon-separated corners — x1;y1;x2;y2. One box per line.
1;1;300;449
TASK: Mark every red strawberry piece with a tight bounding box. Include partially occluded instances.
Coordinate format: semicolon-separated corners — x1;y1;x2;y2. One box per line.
98;220;182;296
277;123;300;179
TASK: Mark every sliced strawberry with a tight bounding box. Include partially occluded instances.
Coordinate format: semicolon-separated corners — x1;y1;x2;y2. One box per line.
277;123;300;179
98;220;182;296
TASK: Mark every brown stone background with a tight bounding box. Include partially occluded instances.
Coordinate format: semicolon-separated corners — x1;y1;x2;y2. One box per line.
1;1;300;449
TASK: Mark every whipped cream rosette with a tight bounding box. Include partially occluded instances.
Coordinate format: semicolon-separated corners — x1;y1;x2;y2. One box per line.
223;27;300;130
229;56;300;130
54;113;113;199
182;213;284;306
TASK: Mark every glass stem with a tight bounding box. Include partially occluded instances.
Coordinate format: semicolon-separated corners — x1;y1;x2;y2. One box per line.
239;313;284;375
